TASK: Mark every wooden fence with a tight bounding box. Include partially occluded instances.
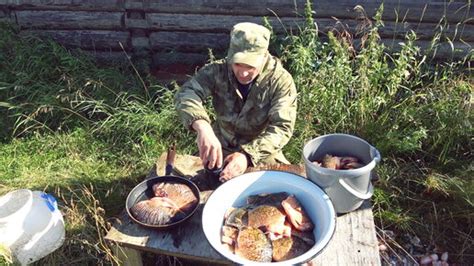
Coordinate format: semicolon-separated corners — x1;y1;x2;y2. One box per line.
0;0;472;75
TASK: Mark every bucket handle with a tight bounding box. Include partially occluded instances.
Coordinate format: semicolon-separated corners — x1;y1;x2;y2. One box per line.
338;179;373;200
371;146;381;163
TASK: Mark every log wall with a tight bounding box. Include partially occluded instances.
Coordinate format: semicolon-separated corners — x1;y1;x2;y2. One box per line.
0;0;472;75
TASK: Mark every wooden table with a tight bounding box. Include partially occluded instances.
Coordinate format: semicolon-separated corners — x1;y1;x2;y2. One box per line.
105;154;381;265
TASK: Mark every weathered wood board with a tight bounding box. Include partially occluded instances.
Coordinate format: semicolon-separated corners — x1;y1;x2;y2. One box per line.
1;0;124;11
143;14;304;34
19;30;130;50
313;0;472;24
137;13;473;40
16;10;124;30
105;154;381;265
149;31;229;52
124;0;306;17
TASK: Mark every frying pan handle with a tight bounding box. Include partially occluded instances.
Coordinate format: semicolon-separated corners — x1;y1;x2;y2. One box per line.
165;144;177;176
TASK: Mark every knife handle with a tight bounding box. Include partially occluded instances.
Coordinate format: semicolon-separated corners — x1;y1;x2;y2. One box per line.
165;143;176;176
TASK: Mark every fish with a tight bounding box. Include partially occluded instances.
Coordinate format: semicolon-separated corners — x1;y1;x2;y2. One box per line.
130;197;183;225
248;205;287;235
235;227;272;262
131;181;198;225
272;235;312;262
225;207;249;229
152;182;198;213
291;229;315;246
221;225;239;245
340;156;364;169
321;154;340;169
281;195;314;231
247;192;289;208
315;154;364;170
221;192;316;262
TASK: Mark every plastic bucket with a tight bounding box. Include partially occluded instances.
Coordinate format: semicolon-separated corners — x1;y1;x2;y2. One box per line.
0;189;65;265
303;134;381;213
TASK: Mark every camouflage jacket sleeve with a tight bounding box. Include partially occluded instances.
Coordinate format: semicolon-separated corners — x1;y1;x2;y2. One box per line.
240;75;297;165
174;63;217;129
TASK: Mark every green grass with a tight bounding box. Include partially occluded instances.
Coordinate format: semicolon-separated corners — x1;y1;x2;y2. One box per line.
0;1;473;264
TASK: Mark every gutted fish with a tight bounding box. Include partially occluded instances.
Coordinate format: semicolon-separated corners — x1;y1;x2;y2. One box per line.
272;235;312;262
315;154;363;170
247;192;289;207
340;156;364;169
235;227;272;262
248;205;286;235
130;197;182;225
221;192;316;262
291;228;315;246
221;225;238;245
281;195;314;231
225;207;249;229
152;182;198;213
267;221;292;241
322;154;340;169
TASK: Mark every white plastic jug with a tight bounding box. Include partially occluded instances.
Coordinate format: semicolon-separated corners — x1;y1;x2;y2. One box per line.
0;189;65;265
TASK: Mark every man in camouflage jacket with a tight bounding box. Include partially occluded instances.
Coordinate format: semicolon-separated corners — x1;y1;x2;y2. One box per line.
175;22;297;181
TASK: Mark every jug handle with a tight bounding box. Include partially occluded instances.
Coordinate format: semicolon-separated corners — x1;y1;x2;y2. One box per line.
41;193;58;212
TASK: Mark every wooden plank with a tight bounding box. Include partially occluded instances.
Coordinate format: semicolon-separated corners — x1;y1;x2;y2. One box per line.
3;0;125;11
378;39;472;59
373;20;474;41
152;51;208;69
313;201;380;265
319;17;474;41
105;154;381;265
16;10;124;30
313;0;472;24
149;31;229;52
143;13;304;33
125;0;306;17
141;13;473;41
131;36;149;49
112;245;143;266
0;7;14;22
150;30;471;58
19;30;130;50
79;50;129;64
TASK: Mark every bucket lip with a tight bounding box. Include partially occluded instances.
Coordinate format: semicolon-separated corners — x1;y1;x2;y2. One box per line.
302;133;380;176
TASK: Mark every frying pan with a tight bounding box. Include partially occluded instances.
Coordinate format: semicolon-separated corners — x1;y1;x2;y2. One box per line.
125;146;201;229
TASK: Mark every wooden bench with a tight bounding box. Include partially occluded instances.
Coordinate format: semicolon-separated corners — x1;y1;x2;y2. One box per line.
105;153;381;265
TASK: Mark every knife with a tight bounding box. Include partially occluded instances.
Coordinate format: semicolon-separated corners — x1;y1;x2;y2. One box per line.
165;143;176;176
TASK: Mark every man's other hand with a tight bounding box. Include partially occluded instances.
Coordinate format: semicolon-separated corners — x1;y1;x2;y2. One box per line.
192;119;223;170
219;152;248;182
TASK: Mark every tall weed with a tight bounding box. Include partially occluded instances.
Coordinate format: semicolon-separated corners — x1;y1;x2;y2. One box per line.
273;3;471;164
273;1;472;262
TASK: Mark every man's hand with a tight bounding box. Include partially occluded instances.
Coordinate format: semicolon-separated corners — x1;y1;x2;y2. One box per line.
192;119;223;170
219;152;248;182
